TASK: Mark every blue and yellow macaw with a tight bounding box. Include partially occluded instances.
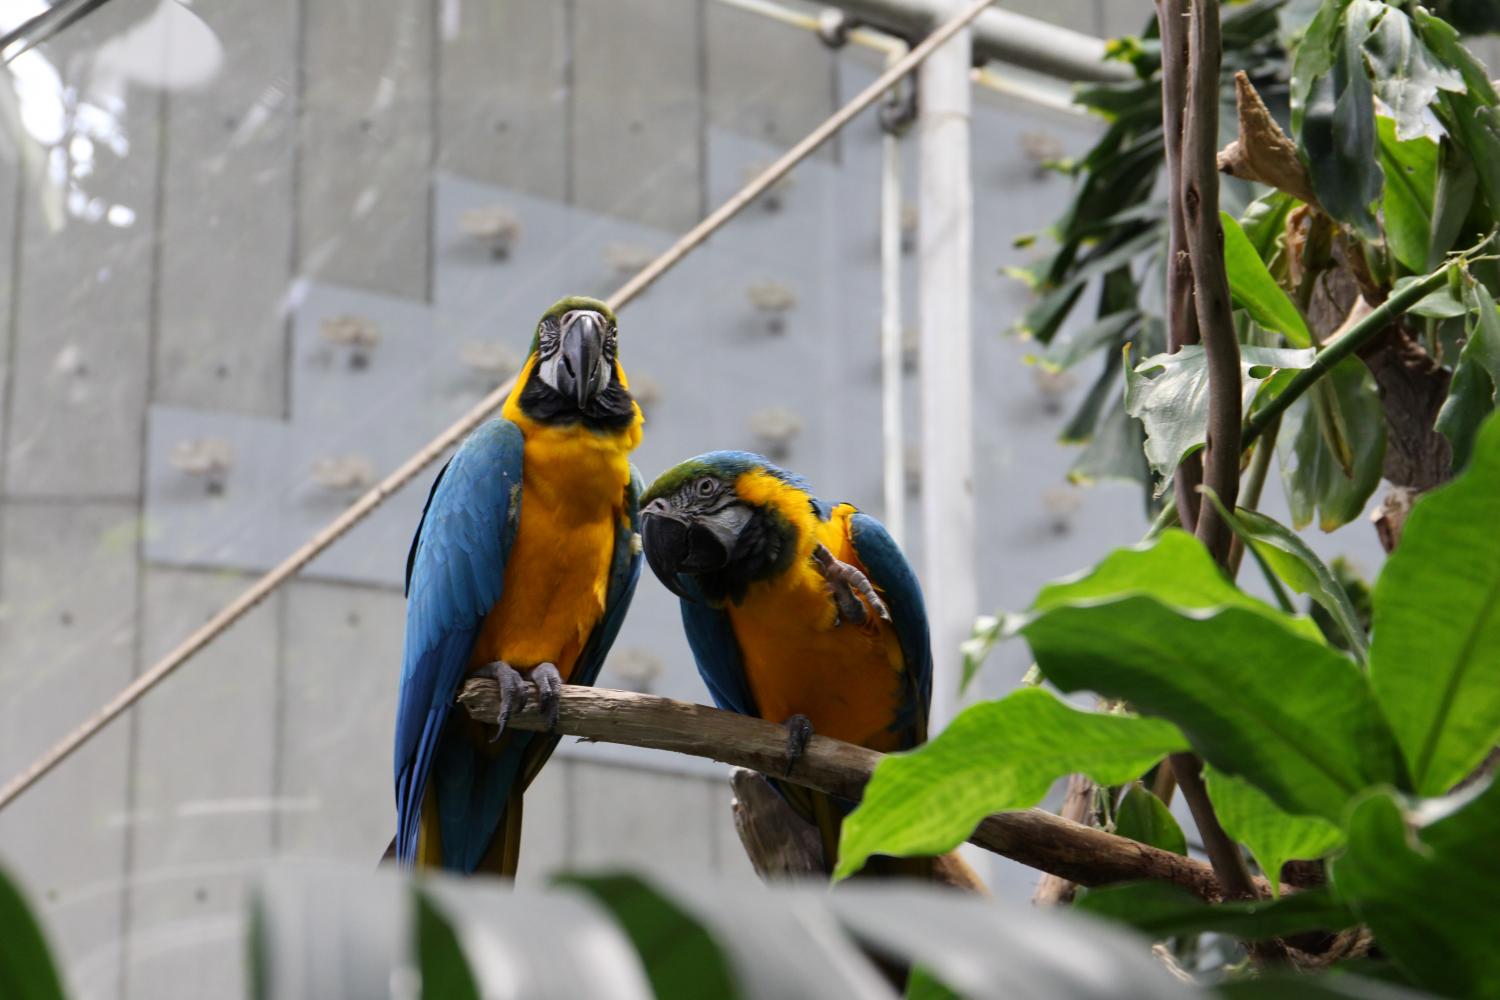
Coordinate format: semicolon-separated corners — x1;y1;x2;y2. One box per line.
393;296;643;874
638;452;932;875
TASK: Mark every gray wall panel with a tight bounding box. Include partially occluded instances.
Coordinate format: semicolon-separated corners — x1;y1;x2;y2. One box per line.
572;0;704;230
0;503;138;1000
300;0;433;299
153;0;297;417
570;761;718;874
706;1;835;150
122;569;279;1000
4;5;161;498
438;0;571;196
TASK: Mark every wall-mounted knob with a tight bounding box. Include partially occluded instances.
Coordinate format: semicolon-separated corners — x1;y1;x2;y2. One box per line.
900;204;918;255
1021;131;1065;179
320;314;381;370
459;341;523;385
170;438;232;495
604;241;657;276
310;454;375;492
1031;366;1076;416
741;161;796;213
747;281;797;335
459;205;521;260
749;406;803;462
1041;486;1082;536
610;647;664;694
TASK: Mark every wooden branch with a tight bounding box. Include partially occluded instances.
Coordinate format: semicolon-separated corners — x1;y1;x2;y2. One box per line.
1157;0;1204;535
456;681;1265;900
1033;773;1096;905
1217;72;1320;207
1182;0;1242;568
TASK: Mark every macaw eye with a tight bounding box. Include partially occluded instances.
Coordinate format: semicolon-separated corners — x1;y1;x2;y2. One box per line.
696;477;716;498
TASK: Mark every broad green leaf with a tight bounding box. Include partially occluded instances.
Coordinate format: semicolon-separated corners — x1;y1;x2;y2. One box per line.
414;891;481;1000
1436;282;1500;470
1369;411;1500;795
558;873;739;1000
1128;345;1315;479
1415;10;1500;212
1219;974;1438;999
1428;141;1477;269
1300;0;1383;236
904;967;959;1000
1068;393;1150;488
1030;529;1325;644
1222;212;1312;347
835;688;1188;879
1231;508;1370;662
1205;766;1345;896
1361;5;1463;143
1376;116;1438;274
1077;882;1354;940
1277;356;1385;531
0;866;65;1000
1023;596;1409;821
1395;281;1466;319
1113;783;1187;856
1290;0;1351;133
1332;781;1500;999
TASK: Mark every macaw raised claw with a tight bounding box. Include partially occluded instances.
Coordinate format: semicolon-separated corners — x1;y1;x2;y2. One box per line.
393;296;644;875
638;451;936;877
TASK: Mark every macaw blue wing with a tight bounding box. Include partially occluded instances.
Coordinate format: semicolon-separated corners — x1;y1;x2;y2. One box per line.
848;511;932;747
676;575;758;719
393;419;524;868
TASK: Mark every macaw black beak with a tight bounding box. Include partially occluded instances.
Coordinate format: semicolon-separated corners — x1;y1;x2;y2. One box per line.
557;310;607;408
641;497;745;601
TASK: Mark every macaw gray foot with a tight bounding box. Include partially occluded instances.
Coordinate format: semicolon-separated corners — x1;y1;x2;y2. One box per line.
782;713;814;777
528;662;564;732
811;544;890;626
474;661;528;741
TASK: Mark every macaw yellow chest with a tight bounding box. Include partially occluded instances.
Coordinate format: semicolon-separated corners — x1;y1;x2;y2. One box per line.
726;510;908;752
469;426;631;679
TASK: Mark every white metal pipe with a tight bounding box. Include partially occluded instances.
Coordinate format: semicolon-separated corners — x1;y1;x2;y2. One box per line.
917;1;976;733
821;0;1133;82
880;48;907;551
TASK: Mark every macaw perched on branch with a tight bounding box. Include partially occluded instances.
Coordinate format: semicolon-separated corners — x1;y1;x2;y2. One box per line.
639;452;938;878
393;296;643;874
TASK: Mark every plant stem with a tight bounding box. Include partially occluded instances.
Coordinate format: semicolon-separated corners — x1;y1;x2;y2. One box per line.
1227;415;1281;577
1182;0;1240;568
1169;752;1259;900
1157;0;1204;534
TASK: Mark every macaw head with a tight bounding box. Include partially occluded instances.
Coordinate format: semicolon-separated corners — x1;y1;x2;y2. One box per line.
640;452;813;603
520;296;637;428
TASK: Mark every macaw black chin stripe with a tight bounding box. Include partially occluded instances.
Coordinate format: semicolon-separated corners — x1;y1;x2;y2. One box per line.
517;376;637;430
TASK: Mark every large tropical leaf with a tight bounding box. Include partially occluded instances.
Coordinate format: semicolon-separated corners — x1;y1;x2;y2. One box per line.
1204;765;1345;896
835;688;1188;879
1298;0;1384;236
1435;282;1500;470
1276;356;1386;532
1022;596;1409;822
1332;780;1500;999
1077;882;1354;941
1376;116;1439;274
1368;410;1500;795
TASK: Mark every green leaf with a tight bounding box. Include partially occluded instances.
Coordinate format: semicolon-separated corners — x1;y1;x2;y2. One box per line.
1128;345;1316;479
1277;356;1386;531
1030;529;1325;644
1023;596;1409;822
1368;411;1500;795
1239;191;1298;264
904;967;960;1000
1428;140;1477;269
1077;882;1354;941
1068;391;1150;488
1036;311;1137;372
1231;508;1370;662
1222;211;1313;347
1376;116;1439;274
1218;974;1438;999
414;891;481;1000
1205;766;1346;896
1332;781;1500;999
834;688;1188;879
0;865;65;1000
1290;0;1351;134
1300;0;1384;236
1436;282;1500;470
1360;5;1463;143
558;873;739;1000
1114;782;1187;856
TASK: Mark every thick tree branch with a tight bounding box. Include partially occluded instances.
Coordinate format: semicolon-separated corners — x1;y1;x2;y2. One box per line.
456;681;1266;900
1157;0;1204;534
1182;0;1241;568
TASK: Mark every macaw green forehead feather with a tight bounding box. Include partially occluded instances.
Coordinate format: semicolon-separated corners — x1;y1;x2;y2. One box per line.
528;295;618;356
642;451;812;504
